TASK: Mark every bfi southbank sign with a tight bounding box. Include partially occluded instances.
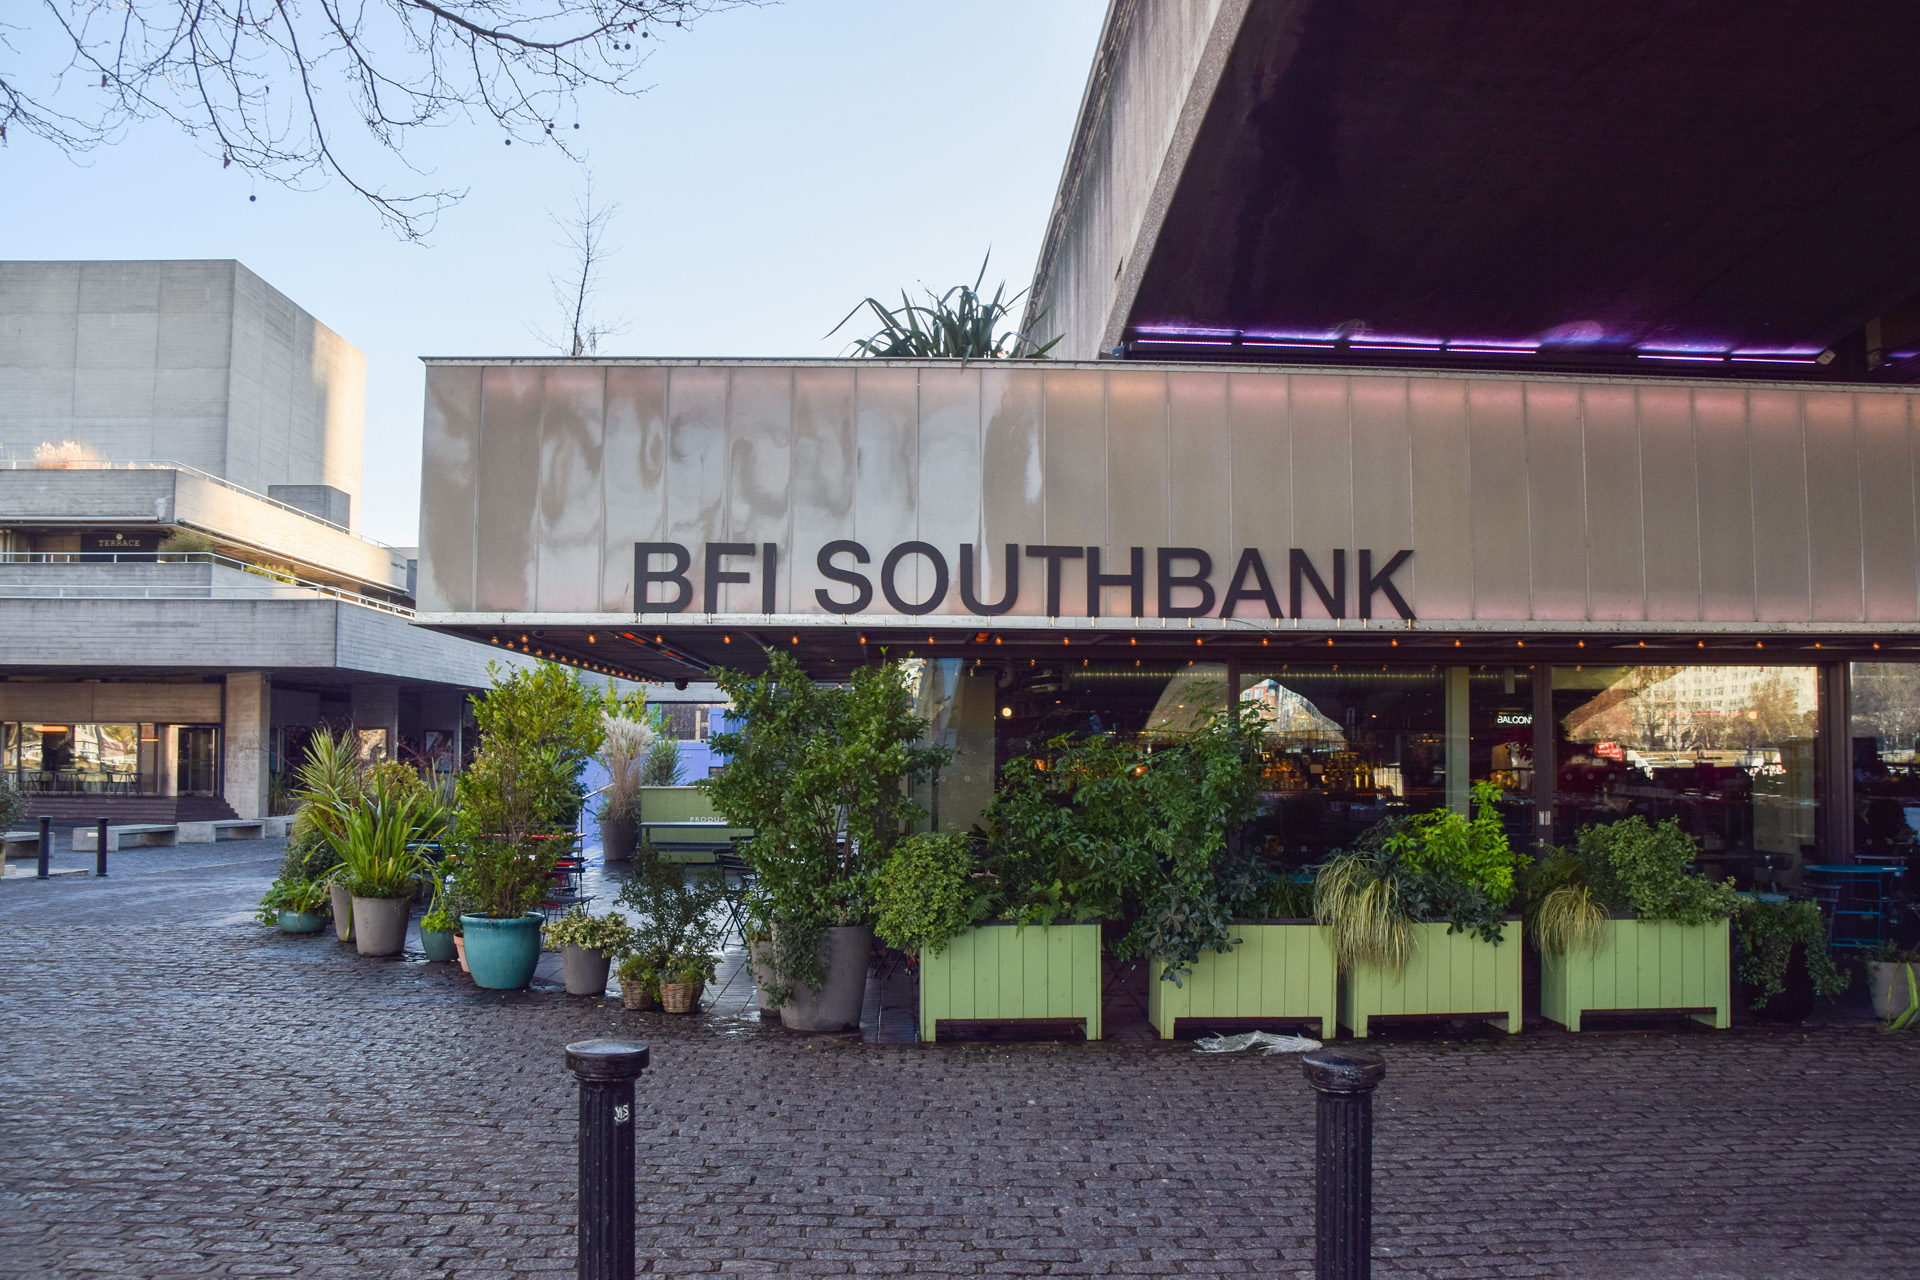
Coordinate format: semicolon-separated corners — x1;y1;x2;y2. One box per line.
635;542;1416;621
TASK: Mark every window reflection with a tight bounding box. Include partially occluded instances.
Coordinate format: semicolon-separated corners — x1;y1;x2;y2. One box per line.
1848;662;1920;888
1552;666;1818;888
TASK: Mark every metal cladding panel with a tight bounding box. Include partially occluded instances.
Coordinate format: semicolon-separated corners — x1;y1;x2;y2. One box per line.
918;367;983;617
473;366;542;612
418;366;481;612
1638;385;1702;622
789;368;858;616
723;367;792;613
1858;393;1918;622
1349;377;1414;609
418;361;1920;631
1523;382;1586;620
600;365;668;612
1227;373;1294;593
1102;371;1168;617
534;367;605;614
1692;387;1757;622
1407;379;1472;619
1804;391;1865;622
1042;370;1108;549
1166;372;1230;562
1287;376;1354;587
1467;380;1529;620
978;368;1045;614
1747;389;1811;622
852;367;919;589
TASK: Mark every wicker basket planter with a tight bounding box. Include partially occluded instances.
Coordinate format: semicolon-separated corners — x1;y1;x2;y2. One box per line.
659;981;703;1014
1540;917;1730;1031
1339;920;1522;1038
1150;921;1336;1039
621;980;658;1011
918;922;1103;1043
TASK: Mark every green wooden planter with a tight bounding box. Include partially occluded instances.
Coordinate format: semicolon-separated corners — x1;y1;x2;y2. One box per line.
918;923;1103;1042
1150;921;1336;1039
1540;917;1730;1031
1339;920;1522;1037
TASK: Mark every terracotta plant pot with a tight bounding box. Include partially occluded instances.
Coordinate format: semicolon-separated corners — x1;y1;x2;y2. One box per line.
621;980;657;1011
454;933;469;973
660;981;703;1014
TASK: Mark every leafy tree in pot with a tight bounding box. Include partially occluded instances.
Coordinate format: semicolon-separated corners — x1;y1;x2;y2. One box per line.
702;652;949;1001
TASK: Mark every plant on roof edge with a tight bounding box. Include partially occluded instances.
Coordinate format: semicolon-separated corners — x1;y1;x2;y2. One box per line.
829;254;1062;361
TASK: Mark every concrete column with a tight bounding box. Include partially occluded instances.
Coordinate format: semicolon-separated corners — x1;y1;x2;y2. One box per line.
223;672;271;819
1445;667;1471;815
350;682;400;762
1818;663;1853;862
158;725;180;796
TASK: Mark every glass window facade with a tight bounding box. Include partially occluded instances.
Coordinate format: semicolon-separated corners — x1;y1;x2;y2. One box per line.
1550;665;1819;888
2;722;212;795
1848;662;1920;881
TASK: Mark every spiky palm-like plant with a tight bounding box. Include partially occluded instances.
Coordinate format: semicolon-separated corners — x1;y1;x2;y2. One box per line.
830;256;1061;361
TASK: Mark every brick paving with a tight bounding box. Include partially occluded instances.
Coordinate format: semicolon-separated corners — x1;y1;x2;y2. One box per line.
2;843;1917;1278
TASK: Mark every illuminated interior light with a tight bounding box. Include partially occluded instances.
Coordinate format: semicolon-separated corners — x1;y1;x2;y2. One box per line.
587;634;596;643
1000;707;1012;718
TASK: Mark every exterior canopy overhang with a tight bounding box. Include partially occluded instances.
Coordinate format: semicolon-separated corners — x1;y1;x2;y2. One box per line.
417;613;1920;686
1029;1;1920;382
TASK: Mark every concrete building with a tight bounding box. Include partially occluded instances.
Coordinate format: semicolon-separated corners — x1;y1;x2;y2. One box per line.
0;260;589;824
411;5;1920;888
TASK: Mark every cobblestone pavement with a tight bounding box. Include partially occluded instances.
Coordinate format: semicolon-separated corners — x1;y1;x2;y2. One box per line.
2;846;1917;1278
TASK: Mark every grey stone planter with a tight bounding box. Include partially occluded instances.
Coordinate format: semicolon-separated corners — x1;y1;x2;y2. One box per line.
748;936;779;1014
1869;960;1917;1019
352;895;411;957
329;882;354;943
780;925;872;1033
563;944;614;996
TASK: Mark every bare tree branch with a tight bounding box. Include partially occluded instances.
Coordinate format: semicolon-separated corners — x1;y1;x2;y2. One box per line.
1;1;743;240
530;167;629;355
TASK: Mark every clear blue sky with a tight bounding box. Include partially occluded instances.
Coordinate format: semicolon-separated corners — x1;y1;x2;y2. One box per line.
5;1;1109;545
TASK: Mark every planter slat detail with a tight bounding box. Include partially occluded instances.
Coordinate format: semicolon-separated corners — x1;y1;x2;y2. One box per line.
1339;920;1522;1037
1540;917;1730;1031
1149;921;1336;1039
918;923;1103;1042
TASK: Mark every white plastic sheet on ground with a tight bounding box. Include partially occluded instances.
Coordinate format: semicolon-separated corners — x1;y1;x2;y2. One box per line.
1193;1031;1322;1055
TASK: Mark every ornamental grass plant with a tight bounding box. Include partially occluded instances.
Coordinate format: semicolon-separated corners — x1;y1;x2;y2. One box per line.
1524;816;1741;956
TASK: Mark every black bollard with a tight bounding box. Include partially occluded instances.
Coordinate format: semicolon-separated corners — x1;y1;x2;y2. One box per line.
1302;1047;1387;1280
565;1038;650;1280
36;815;51;879
96;817;110;877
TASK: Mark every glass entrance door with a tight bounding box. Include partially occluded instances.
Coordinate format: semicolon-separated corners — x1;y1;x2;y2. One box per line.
176;727;220;796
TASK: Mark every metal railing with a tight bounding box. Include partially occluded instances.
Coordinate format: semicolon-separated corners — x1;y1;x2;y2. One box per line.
0;551;414;616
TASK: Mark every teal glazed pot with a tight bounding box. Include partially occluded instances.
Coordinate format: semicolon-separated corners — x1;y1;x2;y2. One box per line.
420;926;458;963
278;909;325;934
460;913;545;990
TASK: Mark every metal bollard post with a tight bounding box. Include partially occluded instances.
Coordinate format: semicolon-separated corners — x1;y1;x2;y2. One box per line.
36;815;51;879
96;817;110;877
565;1038;650;1280
1302;1047;1387;1280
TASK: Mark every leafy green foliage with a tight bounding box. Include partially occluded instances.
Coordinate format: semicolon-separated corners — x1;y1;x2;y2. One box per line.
420;905;456;934
254;876;331;925
615;952;658;990
984;733;1149;927
829;256;1061;361
1524;817;1740;954
702;652;948;995
873;831;991;958
1381;781;1529;907
0;771;22;833
639;706;681;786
445;661;602;919
1886;965;1920;1033
545;906;631;956
329;771;446;899
1733;897;1850;1009
616;849;725;978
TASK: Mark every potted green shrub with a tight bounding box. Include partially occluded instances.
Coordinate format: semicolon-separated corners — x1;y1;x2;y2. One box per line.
330;775;444;958
616;953;659;1010
875;828;1106;1042
660;952;717;1014
419;899;458;962
1527;817;1742;1030
1317;781;1529;1037
255;877;331;933
1733;896;1849;1021
616;848;725;1005
1864;942;1920;1021
547;906;631;996
596;710;650;862
449;662;603;990
704;652;948;1032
